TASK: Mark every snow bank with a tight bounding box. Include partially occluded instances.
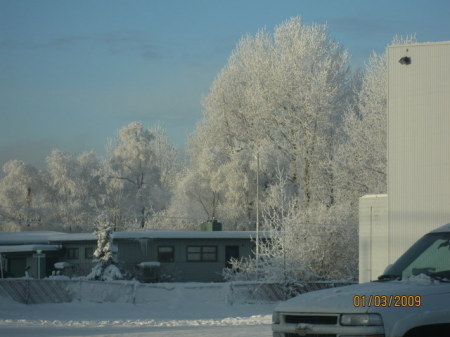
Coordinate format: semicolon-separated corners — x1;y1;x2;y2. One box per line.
65;280;136;303
0;311;271;329
61;280;232;304
63;280;267;305
0;278;281;305
135;282;230;305
0;281;275;332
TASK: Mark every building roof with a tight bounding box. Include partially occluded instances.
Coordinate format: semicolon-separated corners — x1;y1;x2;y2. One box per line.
0;244;61;253
388;40;450;50
0;230;266;245
0;231;62;245
112;230;263;240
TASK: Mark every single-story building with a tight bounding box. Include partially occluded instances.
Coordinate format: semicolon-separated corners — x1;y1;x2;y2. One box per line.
0;229;263;282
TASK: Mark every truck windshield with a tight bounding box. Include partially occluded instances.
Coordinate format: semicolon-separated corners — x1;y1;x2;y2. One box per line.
381;232;450;282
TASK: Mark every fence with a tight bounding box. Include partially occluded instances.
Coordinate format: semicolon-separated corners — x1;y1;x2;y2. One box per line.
229;280;356;303
0;279;355;305
0;279;72;304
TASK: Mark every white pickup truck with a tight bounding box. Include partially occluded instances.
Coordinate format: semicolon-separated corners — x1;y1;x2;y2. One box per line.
272;223;450;337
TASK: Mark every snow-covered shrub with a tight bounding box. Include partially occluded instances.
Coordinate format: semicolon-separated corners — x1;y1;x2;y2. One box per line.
87;213;123;281
223;170;357;292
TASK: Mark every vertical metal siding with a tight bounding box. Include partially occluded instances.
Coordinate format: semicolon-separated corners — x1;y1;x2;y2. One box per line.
359;194;388;283
388;42;450;263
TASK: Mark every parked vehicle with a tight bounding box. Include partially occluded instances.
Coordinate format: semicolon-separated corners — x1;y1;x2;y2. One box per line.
272;223;450;337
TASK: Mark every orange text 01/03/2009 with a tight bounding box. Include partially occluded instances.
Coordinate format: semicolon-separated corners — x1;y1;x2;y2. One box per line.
352;295;422;307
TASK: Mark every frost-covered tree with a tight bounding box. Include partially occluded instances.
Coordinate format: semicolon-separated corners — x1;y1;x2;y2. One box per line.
204;17;350;207
46;150;102;231
0;122;180;232
87;213;122;281
0;160;49;231
171;17;352;228
101;122;170;229
337;51;387;198
163;137;229;229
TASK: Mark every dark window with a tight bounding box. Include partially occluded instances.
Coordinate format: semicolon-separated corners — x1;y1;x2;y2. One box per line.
187;246;217;262
85;247;94;259
158;246;174;263
225;245;240;268
67;248;79;260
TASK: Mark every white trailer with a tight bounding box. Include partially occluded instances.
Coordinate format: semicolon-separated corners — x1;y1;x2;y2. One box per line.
359;194;388;283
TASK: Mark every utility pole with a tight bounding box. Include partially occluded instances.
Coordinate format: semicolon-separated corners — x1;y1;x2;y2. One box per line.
256;151;260;280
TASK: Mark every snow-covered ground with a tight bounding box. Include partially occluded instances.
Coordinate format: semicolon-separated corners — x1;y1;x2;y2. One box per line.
0;283;277;337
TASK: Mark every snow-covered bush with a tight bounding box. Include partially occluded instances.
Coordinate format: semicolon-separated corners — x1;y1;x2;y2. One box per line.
223;170;357;292
87;214;123;281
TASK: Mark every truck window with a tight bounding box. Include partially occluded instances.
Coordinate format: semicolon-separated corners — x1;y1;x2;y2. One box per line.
401;237;450;279
384;233;450;281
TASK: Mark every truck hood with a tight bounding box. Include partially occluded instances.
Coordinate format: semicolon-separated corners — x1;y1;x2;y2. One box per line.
275;275;450;314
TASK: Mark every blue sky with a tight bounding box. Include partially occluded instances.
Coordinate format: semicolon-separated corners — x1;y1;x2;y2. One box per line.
1;0;449;169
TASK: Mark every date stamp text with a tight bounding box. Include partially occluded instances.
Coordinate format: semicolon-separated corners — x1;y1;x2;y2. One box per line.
353;295;422;307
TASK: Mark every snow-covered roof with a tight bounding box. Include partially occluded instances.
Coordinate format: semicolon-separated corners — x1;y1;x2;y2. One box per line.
0;230;267;245
0;231;62;245
50;232;96;242
112;230;265;240
0;244;61;253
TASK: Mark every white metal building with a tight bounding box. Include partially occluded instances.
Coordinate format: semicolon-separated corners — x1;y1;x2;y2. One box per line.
388;41;450;262
359;41;450;282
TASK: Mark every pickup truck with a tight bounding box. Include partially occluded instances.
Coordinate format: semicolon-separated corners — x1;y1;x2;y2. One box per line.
272;223;450;337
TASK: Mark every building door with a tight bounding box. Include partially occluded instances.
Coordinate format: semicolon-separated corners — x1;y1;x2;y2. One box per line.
225;245;239;268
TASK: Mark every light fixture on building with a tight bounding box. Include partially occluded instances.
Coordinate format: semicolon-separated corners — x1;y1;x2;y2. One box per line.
399;56;411;65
